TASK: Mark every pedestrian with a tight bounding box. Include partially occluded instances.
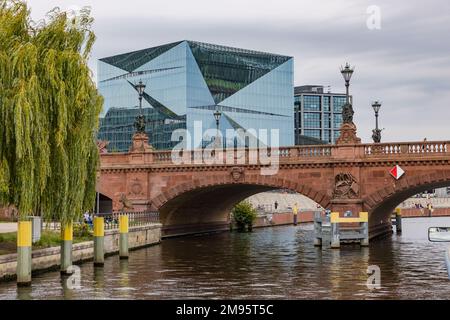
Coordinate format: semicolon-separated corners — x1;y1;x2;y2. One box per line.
83;211;90;224
274;201;278;211
293;203;298;226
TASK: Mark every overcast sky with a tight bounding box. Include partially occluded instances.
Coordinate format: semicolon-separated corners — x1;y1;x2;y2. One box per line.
26;0;450;143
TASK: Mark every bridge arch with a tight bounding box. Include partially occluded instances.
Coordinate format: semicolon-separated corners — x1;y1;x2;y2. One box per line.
364;170;450;227
149;174;331;237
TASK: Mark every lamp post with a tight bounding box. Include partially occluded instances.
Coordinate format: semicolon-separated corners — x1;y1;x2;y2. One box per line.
340;62;355;124
134;80;146;133
213;107;222;146
371;100;382;143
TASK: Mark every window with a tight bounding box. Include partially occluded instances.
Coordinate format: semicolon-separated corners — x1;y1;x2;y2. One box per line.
333;96;346;113
323;96;330;112
323;113;331;129
304;113;321;128
333;114;343;129
304;95;321;112
294;95;301;108
323;130;332;143
304;129;322;140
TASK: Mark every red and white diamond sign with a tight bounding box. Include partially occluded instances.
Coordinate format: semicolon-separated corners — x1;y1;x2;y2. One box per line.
390;165;405;180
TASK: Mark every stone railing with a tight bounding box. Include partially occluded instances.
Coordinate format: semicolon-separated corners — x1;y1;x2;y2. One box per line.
152;150;176;164
151;145;333;165
363;141;449;156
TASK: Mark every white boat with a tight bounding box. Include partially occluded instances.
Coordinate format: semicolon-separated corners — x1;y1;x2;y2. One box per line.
429;232;450;242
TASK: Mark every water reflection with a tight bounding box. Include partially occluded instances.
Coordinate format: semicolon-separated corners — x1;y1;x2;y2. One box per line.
16;286;32;300
61;274;74;300
0;217;449;300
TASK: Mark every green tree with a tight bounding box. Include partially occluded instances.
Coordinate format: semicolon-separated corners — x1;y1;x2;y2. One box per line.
232;201;257;232
0;1;103;224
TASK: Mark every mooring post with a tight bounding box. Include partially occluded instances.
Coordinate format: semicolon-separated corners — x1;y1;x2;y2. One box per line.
93;216;105;267
395;208;402;234
330;212;340;249
60;222;73;275
360;212;369;247
119;214;129;259
17;220;32;286
314;211;322;247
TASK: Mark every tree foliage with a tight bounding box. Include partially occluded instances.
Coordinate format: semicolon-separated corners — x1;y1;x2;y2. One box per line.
0;1;103;223
232;201;257;232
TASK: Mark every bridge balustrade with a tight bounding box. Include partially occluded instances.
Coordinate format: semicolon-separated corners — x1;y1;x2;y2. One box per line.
364;141;448;156
121;140;450;166
151;145;334;165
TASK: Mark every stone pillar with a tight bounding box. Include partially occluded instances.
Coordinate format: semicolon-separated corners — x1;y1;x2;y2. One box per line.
60;222;73;275
360;212;369;246
17;221;32;286
330;212;340;249
395;208;402;233
314;211;322;247
119;215;129;259
129;132;153;153
93;217;105;267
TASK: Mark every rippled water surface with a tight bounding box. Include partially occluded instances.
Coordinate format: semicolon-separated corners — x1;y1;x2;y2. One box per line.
1;217;449;299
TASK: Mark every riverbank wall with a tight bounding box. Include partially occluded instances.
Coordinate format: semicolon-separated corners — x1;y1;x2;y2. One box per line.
252;211;315;228
400;208;450;218
0;223;162;282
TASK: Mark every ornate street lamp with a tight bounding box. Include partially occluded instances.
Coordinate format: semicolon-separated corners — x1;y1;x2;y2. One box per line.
213;107;222;146
134;80;146;133
371;100;382;143
340;62;355;124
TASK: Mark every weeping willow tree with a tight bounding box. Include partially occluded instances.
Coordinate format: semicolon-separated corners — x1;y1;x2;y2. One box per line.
0;1;103;224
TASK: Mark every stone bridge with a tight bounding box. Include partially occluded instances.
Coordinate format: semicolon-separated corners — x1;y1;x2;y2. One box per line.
97;134;450;238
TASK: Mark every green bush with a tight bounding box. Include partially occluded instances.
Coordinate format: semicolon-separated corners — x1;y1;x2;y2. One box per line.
232;201;257;232
73;223;92;241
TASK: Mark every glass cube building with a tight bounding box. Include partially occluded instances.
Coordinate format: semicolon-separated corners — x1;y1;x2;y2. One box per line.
97;40;294;151
294;85;350;144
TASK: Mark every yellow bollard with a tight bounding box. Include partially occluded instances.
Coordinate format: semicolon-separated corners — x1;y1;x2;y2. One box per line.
119;215;129;259
17;221;32;286
395;208;402;233
93;217;105;267
61;223;73;275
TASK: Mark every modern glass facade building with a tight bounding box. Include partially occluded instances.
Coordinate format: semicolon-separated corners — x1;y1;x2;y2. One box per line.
98;107;185;151
294;85;349;144
97;40;294;151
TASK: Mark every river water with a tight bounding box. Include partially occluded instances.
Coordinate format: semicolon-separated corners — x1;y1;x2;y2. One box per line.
0;217;449;300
